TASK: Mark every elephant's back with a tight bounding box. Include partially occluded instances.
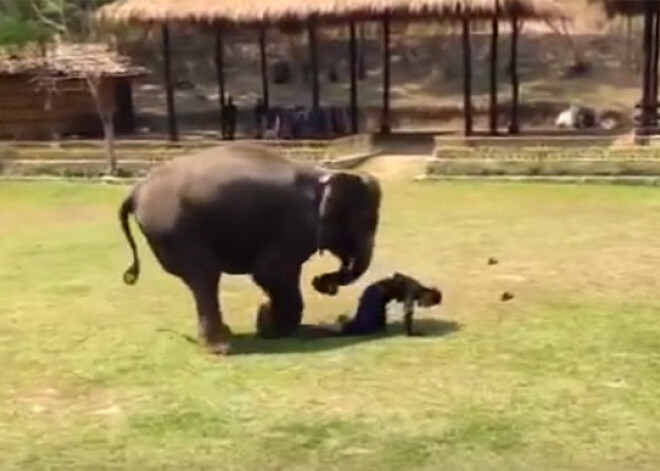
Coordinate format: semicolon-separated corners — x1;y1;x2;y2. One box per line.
139;143;299;214
170;143;295;184
134;143;315;269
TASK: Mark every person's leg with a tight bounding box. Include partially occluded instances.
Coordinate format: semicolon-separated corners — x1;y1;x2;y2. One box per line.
338;286;386;336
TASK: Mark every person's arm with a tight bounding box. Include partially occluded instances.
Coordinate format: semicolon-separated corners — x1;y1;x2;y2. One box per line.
400;273;435;336
402;284;418;336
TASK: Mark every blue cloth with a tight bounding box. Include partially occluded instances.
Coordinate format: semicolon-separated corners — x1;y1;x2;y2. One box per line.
339;284;388;336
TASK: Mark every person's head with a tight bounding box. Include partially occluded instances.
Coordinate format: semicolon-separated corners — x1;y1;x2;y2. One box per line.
417;287;442;307
227;95;233;105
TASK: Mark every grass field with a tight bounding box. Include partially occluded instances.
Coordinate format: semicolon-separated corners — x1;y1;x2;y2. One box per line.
2;175;660;470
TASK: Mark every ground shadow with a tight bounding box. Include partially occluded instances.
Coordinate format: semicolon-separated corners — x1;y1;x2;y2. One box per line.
157;319;461;356
227;318;462;356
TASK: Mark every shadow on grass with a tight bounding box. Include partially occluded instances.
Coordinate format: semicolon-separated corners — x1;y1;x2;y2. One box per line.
229;318;462;355
157;319;461;356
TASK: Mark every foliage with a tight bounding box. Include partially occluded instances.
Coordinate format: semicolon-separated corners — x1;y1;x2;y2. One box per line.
0;0;51;46
587;0;660;18
0;0;114;47
428;147;660;176
0;0;121;175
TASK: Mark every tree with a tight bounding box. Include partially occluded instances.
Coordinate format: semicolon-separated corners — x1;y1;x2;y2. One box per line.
1;0;122;175
588;0;655;19
0;0;52;47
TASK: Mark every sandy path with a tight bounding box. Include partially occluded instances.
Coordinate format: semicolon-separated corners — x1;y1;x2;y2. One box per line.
356;154;428;180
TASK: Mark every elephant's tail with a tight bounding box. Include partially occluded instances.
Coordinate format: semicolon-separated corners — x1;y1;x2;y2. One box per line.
119;193;140;285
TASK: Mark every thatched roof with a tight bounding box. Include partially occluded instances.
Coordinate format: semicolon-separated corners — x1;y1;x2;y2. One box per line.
588;0;660;18
0;42;147;78
96;0;568;28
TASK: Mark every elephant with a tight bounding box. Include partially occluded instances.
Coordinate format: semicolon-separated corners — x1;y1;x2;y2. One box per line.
118;143;382;354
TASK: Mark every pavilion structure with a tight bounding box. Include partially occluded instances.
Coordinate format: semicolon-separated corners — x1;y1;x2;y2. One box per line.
97;0;567;142
592;0;660;136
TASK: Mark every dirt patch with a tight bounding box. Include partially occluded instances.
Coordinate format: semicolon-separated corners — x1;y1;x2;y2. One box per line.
358;155;428;180
0;205;107;235
14;386;130;419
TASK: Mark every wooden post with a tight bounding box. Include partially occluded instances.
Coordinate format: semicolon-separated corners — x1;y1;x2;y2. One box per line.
381;14;391;134
349;21;359;134
626;16;632;67
308;19;320;109
259;26;269;110
114;79;135;134
489;11;499;135
213;28;226;137
162;24;178;142
642;5;654;132
462;17;473;136
509;16;520;135
652;10;660;127
358;23;366;80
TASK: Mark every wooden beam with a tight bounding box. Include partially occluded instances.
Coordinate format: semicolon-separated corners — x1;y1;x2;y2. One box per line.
381;14;391;134
509;16;520;135
162;24;178;142
642;3;654;131
358;24;366;80
113;78;135;134
462;17;473;136
626;16;632;67
308;19;320;109
259;26;269;110
349;21;359;134
213;28;226;137
652;10;660;126
489;2;499;135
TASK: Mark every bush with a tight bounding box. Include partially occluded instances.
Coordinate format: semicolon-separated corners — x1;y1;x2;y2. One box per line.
427;157;660;177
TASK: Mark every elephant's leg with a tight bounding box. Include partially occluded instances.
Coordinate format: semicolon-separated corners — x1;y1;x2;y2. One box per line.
253;257;304;339
184;271;231;355
145;234;231;354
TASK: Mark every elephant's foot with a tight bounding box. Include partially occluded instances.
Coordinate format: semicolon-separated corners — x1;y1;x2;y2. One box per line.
204;340;231;356
256;303;279;339
256;303;299;339
198;322;232;355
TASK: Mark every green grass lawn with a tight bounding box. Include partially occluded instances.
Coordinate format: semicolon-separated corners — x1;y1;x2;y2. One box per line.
2;178;660;470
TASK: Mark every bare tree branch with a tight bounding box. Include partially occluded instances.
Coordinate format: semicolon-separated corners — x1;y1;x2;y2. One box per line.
30;2;66;34
31;0;118;175
542;17;583;64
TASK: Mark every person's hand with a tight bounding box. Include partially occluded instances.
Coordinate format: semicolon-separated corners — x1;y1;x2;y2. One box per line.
312;274;339;295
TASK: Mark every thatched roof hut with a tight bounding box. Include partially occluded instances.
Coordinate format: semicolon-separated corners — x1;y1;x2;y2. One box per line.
588;1;660;138
0;42;147;139
588;0;660;18
97;0;568;28
0;42;147;78
95;0;567;141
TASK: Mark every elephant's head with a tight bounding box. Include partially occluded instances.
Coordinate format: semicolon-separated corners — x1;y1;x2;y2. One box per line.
313;171;381;294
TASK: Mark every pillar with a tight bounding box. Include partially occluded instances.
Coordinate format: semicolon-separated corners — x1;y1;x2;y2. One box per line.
381;14;391;134
162;24;178;142
462;17;473;136
349;21;359;134
489;3;499;135
213;28;226;137
509;16;520;135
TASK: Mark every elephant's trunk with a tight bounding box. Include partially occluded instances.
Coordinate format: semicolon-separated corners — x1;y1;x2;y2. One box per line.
339;236;374;286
